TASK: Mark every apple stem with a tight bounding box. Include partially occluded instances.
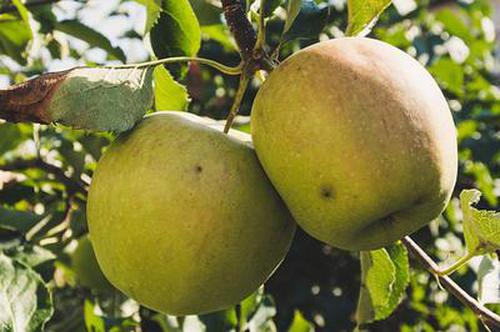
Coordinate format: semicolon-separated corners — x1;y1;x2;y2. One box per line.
402;236;500;329
223;73;250;134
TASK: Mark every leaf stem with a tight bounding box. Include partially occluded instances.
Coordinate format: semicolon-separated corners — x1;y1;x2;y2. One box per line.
437;252;475;276
107;57;243;76
223;73;250;133
402;236;500;329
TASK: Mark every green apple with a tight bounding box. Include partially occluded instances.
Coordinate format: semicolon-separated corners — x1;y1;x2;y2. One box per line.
87;111;296;315
251;37;457;251
72;235;114;293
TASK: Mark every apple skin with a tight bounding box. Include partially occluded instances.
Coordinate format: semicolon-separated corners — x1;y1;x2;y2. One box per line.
251;37;457;251
87;111;296;316
72;235;114;293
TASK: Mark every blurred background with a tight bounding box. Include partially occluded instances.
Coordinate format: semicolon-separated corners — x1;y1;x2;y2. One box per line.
0;0;498;331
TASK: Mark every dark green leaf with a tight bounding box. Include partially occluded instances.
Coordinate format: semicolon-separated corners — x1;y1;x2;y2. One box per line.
149;0;201;78
0;206;44;234
283;0;329;40
189;0;222;25
0;123;23;155
54;20;126;63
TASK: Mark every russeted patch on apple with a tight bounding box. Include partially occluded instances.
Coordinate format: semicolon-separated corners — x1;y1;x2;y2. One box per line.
251;37;458;251
87;112;296;315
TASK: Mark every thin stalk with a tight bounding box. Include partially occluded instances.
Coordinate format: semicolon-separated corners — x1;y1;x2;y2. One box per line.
223;74;250;133
437;252;475;276
107;57;243;76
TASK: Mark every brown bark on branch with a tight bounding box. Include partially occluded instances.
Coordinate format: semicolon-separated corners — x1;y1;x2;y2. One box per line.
221;0;257;60
0;158;88;195
402;236;500;329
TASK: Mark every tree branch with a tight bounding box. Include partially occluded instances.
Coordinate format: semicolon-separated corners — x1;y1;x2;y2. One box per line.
0;0;61;14
0;158;88;196
402;236;500;329
221;0;257;61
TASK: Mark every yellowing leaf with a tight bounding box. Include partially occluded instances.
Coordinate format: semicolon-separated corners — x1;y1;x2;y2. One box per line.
346;0;392;37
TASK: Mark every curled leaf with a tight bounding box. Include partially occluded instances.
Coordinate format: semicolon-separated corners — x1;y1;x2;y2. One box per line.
0;70;70;124
356;243;410;326
0;67;154;132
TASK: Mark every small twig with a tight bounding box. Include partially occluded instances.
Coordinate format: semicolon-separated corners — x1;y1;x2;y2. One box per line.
223;73;250;133
0;158;88;195
0;0;61;14
402;236;500;329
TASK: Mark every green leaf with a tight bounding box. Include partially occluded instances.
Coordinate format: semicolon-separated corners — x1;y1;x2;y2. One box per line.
263;0;283;17
346;0;392;37
356;243;410;325
154;66;190;111
199;308;238;331
429;57;465;97
0;253;53;332
149;0;201;78
0;0;33;64
283;0;329;40
0;206;44;234
435;9;474;43
477;254;500;305
288;310;314;332
84;299;106;332
460;189;500;256
201;25;237;51
46;67;154;132
0;123;24;155
189;0;222;26
54;20;126;62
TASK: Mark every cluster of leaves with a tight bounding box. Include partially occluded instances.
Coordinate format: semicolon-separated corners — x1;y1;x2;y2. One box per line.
0;0;498;331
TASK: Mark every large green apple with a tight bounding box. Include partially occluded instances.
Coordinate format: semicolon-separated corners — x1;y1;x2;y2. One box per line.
251;37;457;251
71;235;114;293
87;111;296;315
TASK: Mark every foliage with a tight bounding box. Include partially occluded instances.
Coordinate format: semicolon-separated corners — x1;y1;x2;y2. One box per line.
0;0;498;331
